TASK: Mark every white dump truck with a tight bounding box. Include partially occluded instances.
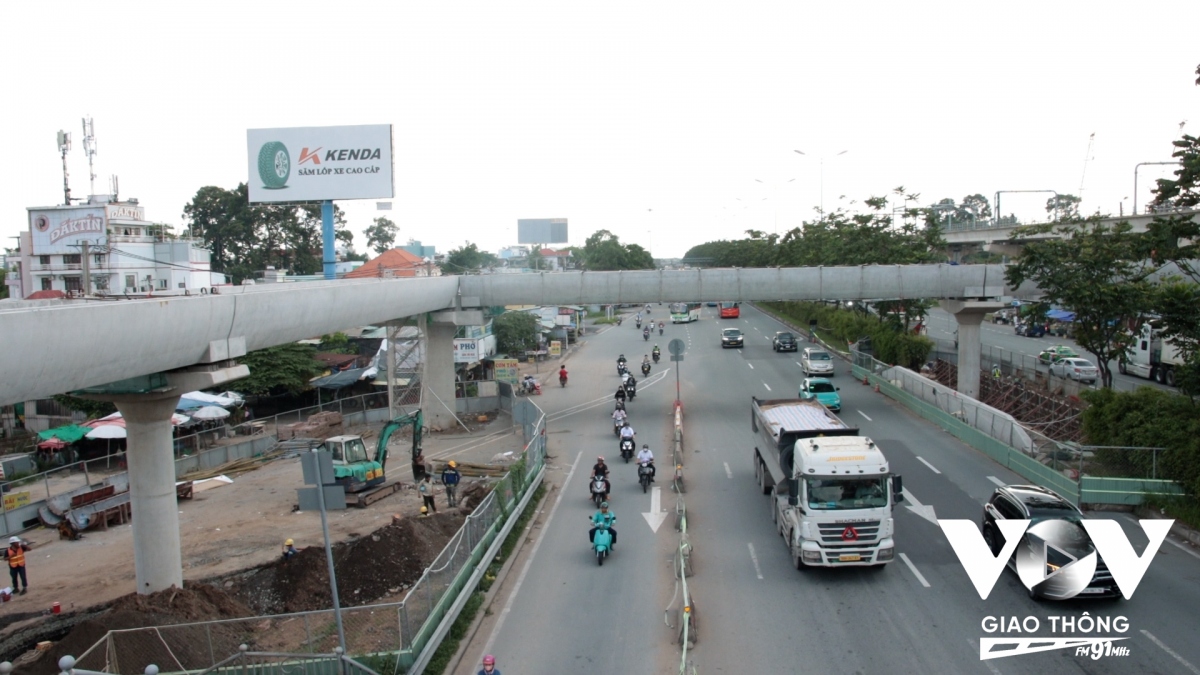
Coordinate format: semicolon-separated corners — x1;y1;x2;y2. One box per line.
1119;321;1184;387
751;396;903;569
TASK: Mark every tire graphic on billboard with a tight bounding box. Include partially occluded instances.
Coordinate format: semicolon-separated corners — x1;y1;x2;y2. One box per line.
257;141;290;189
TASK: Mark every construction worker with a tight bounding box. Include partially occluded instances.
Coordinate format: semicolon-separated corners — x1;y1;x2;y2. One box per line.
419;474;437;513
992;364;1002;380
5;536;30;595
442;461;462;508
282;539;298;561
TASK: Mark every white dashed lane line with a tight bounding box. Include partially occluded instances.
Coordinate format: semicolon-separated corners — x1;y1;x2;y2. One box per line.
748;543;764;580
987;476;1006;487
916;457;942;474
899;552;931;588
857;410;872;422
763;383;771;391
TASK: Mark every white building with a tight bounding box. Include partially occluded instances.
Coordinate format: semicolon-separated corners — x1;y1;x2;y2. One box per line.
5;196;225;299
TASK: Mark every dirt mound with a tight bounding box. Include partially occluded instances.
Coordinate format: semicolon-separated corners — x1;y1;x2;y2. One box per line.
29;585;256;675
229;510;467;614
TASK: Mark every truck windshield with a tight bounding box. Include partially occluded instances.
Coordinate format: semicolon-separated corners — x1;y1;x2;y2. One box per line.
343;438;370;463
806;477;887;510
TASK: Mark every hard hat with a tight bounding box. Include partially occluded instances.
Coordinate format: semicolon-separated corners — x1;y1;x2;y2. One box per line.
448;460;457;468
8;536;19;544
600;502;609;509
421;506;428;514
482;655;496;666
284;539;293;546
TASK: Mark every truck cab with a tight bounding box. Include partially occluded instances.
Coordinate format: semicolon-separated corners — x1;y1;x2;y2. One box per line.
320;435;384;492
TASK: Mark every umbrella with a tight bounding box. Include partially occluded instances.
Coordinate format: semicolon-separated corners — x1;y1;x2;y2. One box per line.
37;438;68;450
190;406;231;421
86;425;127;440
86;413;191;427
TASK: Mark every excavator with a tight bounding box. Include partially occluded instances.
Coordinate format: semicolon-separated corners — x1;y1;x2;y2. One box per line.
317;409;424;508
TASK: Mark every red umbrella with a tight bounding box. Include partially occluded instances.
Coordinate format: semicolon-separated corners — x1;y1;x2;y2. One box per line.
37;438;68;449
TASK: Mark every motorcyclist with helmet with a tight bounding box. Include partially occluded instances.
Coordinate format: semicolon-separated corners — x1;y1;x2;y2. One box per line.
590;456;612;499
652;345;661;363
478;654;500;675
636;444;656;481
589;501;617;548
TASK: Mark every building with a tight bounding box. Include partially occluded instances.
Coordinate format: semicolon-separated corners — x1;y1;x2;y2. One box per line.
497;245;528;260
343;248;440;279
536;248;573;271
401;239;437;259
5;196;225;299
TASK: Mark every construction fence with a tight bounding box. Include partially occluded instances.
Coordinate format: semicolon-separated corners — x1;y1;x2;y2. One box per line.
664;401;697;675
66;401;549;675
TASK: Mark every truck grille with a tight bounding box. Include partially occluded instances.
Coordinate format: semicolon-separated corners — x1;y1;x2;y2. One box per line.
817;520;882;545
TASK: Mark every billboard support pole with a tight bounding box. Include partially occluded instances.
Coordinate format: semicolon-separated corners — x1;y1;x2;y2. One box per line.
321;200;336;280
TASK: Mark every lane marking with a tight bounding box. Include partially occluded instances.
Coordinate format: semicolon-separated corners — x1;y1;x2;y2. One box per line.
1117;515;1200;562
479;451;581;660
967;640;1005;675
723;462;733;479
796;361;803;367
1141;630;1200;675
747;363;754;370
857;410;872;422
987;476;1006;487
747;542;764;580
916;456;942;474
763;382;772;391
899;552;931;588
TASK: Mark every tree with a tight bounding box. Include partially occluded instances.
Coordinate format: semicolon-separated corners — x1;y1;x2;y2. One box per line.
1045;194;1082;221
527;247;545;271
364;217;399;255
228;343;324;397
444;243;496;275
493;311;540;355
960;193;993;221
0;267;7;300
579;230;656;271
1005;217;1157;388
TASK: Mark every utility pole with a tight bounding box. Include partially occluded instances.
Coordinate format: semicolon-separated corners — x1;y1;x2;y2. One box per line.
80;241;91;296
57;130;73;206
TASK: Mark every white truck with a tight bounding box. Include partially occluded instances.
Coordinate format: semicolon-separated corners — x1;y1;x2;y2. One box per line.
1119;321;1184;387
751;396;903;569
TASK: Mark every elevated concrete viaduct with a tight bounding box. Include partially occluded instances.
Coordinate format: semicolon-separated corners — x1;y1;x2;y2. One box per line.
0;264;1016;593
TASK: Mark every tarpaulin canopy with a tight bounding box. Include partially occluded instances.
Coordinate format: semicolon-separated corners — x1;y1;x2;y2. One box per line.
37;424;89;444
312;367;370;390
1046;309;1076;322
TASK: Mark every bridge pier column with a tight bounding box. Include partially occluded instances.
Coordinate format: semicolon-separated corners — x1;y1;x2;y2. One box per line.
426;309;484;431
939;300;1008;399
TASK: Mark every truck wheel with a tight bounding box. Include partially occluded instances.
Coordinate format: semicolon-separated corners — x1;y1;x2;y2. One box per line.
759;462;770;496
1118;361;1127;375
1166;369;1176;387
257;141;290;188
754;457;762;485
771;495;777;523
1156;368;1167;384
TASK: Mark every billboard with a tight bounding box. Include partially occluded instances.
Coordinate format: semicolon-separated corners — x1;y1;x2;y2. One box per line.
517;218;568;244
30;206;106;254
247;125;394;203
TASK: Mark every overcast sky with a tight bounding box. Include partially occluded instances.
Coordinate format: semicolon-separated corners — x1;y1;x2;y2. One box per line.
3;1;1197;260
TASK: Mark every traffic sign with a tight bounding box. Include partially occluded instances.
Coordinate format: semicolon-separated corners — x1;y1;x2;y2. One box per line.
668;339;686;356
670;355;684;362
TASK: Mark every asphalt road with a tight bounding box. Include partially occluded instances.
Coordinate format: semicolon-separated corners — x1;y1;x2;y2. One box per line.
473;304;1200;674
923;307;1174;393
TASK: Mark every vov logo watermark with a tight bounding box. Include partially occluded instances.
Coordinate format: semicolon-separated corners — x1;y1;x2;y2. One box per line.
939;519;1173;661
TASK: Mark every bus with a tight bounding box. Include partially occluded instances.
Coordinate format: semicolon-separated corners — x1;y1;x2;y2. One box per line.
719;302;741;319
670;302;702;323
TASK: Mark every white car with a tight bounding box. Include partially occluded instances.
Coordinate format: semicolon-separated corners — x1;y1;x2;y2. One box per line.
1049;357;1098;384
801;348;835;377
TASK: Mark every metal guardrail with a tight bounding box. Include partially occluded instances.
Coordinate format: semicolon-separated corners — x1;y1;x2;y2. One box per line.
664;401;697;675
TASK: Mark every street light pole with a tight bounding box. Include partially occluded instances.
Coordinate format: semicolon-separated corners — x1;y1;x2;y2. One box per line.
1133;161;1182;215
794;150;848;217
754;179;795;237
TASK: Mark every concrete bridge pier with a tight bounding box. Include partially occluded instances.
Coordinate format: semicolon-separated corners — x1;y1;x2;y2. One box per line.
425;307;484;431
939;300;1008;399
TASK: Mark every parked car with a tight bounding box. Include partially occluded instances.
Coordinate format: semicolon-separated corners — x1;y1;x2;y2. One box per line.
801;347;835;376
1038;345;1079;364
706;302;719;307
1015;322;1047;338
981;485;1118;600
772;331;798;352
799;377;841;413
990;309;1017;325
1049;357;1098;384
721;328;744;348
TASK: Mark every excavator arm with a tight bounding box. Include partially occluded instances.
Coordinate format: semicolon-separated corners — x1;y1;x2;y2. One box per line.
374;409;423;471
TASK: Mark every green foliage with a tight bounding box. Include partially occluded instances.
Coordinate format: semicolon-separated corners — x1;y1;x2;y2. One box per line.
1044;193;1082;221
1005;217;1156;388
364;216;399;255
443;243;497;275
319;332;357;355
228;343;323;396
1143;494;1200;531
1080;387;1200;498
579;230;655;270
52;395;117;419
493;311;540;355
0;267;7;300
760;302;933;368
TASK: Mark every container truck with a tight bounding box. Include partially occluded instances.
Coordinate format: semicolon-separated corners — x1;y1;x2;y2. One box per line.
751;396;903;569
1119;321;1184;387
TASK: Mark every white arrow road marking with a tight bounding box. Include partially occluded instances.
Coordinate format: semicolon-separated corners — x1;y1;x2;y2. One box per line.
857;410;872;422
642;486;667;532
899;552;931;588
902;488;938;526
748;542;764;579
723;462;733;479
916;456;942;474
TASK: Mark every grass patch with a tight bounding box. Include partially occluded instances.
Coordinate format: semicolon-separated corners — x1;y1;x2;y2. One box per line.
593;317;620;325
421;482;548;674
1143;493;1200;531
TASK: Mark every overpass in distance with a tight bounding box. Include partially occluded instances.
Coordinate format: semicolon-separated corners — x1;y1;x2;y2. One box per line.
941;209;1200;258
0;263;1022;594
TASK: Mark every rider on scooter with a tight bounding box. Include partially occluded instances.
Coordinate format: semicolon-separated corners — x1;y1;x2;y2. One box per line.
652;345;661;361
558;365;568;384
521;374;538;394
625;375;637;398
619;423;636;442
611;407;627;426
658;321;664;335
636;444;656;481
589;502;617;547
615;386;627;404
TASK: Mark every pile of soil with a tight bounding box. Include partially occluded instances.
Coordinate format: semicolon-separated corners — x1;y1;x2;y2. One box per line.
28;585;256;675
227;510;467;614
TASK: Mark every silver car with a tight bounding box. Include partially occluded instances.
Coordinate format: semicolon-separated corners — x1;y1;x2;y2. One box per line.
1049;357;1098;384
801;348;835;377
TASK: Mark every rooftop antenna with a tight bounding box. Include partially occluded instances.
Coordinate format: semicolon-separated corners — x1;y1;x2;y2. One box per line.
82;116;98;197
110;174;119;203
1078;132;1095;201
56;129;72;205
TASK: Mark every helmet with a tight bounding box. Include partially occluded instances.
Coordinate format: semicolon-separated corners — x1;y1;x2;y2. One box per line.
284;538;294;546
623;422;630;427
448;460;457;468
600;502;609;509
597;456;604;461
420;506;428;514
8;536;19;545
643;444;649;449
482;655;496;666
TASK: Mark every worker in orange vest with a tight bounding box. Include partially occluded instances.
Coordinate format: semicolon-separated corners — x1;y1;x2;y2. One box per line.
5;536;31;595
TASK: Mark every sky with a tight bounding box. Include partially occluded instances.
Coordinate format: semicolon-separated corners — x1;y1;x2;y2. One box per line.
2;1;1197;260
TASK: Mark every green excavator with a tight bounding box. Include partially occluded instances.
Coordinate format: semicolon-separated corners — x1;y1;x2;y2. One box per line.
318;409;423;507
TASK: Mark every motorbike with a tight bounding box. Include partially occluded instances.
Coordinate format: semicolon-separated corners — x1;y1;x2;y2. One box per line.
617;362;628;376
636;320;642;330
652;351;660;364
614;399;626;412
590;476;609;506
638;462;654;493
626;384;636;400
641;362;651;376
518;379;542;396
659;326;664;336
559;372;568;388
592;522;614;566
643;330;650;342
613;417;626;436
617;316;623;326
620;437;635;462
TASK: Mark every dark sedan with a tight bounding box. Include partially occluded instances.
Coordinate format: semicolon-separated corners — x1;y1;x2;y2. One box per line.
772;332;798;352
721;328;744;348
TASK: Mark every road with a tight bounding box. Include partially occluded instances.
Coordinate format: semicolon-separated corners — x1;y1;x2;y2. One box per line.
465;304;1200;674
923;307;1174;393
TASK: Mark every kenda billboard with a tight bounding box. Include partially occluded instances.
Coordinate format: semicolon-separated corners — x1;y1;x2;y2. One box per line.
246;125;394;203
